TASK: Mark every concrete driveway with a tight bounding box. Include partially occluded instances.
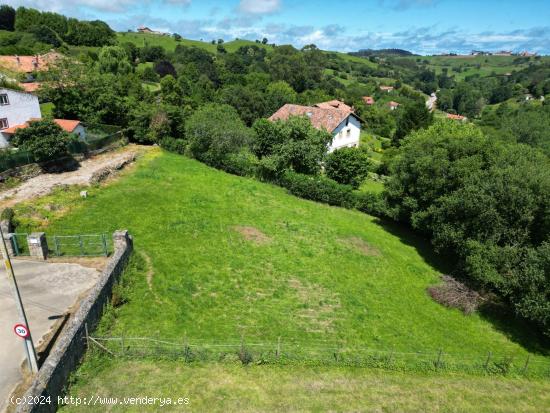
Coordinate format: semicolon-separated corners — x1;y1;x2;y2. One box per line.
0;260;100;412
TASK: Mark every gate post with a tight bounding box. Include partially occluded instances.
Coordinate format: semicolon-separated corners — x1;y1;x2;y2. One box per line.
28;232;48;260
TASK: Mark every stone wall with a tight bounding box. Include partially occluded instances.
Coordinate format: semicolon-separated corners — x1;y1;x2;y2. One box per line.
15;230;133;413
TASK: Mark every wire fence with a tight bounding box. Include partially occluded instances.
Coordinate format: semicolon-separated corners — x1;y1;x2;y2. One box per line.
0;126;127;174
11;233;112;257
86;335;550;379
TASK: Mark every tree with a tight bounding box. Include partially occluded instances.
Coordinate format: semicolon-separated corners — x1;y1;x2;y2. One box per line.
265;81;297;114
0;5;15;31
262;38;268;44
385;120;550;336
252;116;332;176
11;120;71;162
98;46;131;75
154;60;177;78
325;147;371;188
392;101;433;146
186;104;254;168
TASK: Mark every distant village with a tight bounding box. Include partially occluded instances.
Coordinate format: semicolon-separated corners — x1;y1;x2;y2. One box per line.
440;50;538;57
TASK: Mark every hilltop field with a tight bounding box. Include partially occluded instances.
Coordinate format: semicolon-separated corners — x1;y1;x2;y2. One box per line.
11;148;549;411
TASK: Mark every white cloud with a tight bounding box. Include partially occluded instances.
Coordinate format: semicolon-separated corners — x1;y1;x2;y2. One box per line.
239;0;280;14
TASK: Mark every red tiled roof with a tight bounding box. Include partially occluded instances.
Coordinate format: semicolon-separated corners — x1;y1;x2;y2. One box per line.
19;82;41;93
2;119;81;134
314;100;353;112
0;52;62;73
362;96;374;105
446;113;466;120
268;104;355;132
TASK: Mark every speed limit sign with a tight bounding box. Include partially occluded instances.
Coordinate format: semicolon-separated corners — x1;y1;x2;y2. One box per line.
13;324;30;339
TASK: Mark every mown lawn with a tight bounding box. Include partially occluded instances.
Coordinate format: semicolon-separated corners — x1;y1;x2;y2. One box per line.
61;360;550;413
18;149;548;366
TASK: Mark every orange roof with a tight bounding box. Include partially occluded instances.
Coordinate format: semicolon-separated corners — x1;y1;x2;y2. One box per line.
446;113;466;120
314;100;353;112
19;82;41;93
269;104;357;132
388;101;400;107
0;52;62;73
2;119;81;134
362;96;374;105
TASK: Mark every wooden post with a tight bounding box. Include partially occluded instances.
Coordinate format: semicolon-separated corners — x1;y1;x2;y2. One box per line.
121;334;125;356
85;323;89;349
436;349;443;370
484;351;492;370
522;355;530;374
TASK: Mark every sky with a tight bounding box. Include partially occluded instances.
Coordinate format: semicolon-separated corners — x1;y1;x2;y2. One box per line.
4;0;550;54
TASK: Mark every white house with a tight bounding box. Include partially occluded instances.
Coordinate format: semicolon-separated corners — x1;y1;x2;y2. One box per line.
269;100;362;153
0;88;41;148
0;87;86;147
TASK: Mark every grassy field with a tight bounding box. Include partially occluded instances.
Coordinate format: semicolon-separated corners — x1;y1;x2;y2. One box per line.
16;149;549;361
61;360;550;413
117;33;272;54
10;148;546;410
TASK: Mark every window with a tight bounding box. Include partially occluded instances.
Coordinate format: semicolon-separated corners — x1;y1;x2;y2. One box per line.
0;118;8;130
0;94;9;105
346;128;351;136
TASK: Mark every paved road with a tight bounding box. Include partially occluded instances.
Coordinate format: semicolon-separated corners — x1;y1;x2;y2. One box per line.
0;260;100;412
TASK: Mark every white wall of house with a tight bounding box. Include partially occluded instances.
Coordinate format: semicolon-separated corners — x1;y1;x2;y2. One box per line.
0;88;41;148
328;115;361;152
73;124;87;141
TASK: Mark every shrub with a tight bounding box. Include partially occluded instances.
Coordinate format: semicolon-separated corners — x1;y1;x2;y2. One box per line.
221;150;258;177
186;104;254;168
325;147;371;188
11;119;71;162
354;191;386;217
279;171;356;208
1;207;14;222
159;137;186;155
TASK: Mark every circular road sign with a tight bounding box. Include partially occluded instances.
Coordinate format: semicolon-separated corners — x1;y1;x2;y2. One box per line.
13;324;30;339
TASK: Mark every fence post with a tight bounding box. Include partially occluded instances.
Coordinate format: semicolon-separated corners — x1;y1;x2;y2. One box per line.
12;235;20;256
54;235;60;256
484;352;492;371
85;323;89;349
436;348;443;370
522;355;530;374
102;233;108;256
121;334;125;356
79;235;84;256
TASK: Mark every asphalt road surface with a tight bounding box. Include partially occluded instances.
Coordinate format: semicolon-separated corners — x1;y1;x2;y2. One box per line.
0;260;100;412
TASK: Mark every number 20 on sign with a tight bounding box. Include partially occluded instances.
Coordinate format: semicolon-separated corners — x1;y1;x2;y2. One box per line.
13;324;30;339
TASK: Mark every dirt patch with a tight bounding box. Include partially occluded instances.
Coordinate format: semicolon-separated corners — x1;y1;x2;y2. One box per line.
41;256;109;271
340;236;381;257
428;275;486;315
288;278;341;333
0;146;142;208
233;226;272;245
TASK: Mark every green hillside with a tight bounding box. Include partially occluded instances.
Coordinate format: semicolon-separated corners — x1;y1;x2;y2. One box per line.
17;149;548;365
116;32;272;53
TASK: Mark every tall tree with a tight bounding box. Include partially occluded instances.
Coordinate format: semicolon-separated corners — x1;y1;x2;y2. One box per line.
0;5;15;31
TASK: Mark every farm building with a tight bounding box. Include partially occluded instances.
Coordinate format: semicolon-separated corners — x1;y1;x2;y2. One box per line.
269;100;362;153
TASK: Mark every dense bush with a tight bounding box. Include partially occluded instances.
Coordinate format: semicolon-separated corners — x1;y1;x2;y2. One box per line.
185;104;254;168
385;121;550;336
252;116;332;176
325;147;371;188
11;119;71;162
279;171;356;208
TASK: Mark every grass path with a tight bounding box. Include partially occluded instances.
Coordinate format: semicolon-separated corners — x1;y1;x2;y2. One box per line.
61;360;550;412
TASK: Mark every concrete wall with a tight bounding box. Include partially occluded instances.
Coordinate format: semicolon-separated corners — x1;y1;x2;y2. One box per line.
329;115;361;152
15;230;133;413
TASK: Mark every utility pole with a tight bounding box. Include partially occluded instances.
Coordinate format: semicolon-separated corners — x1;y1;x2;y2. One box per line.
0;226;39;373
